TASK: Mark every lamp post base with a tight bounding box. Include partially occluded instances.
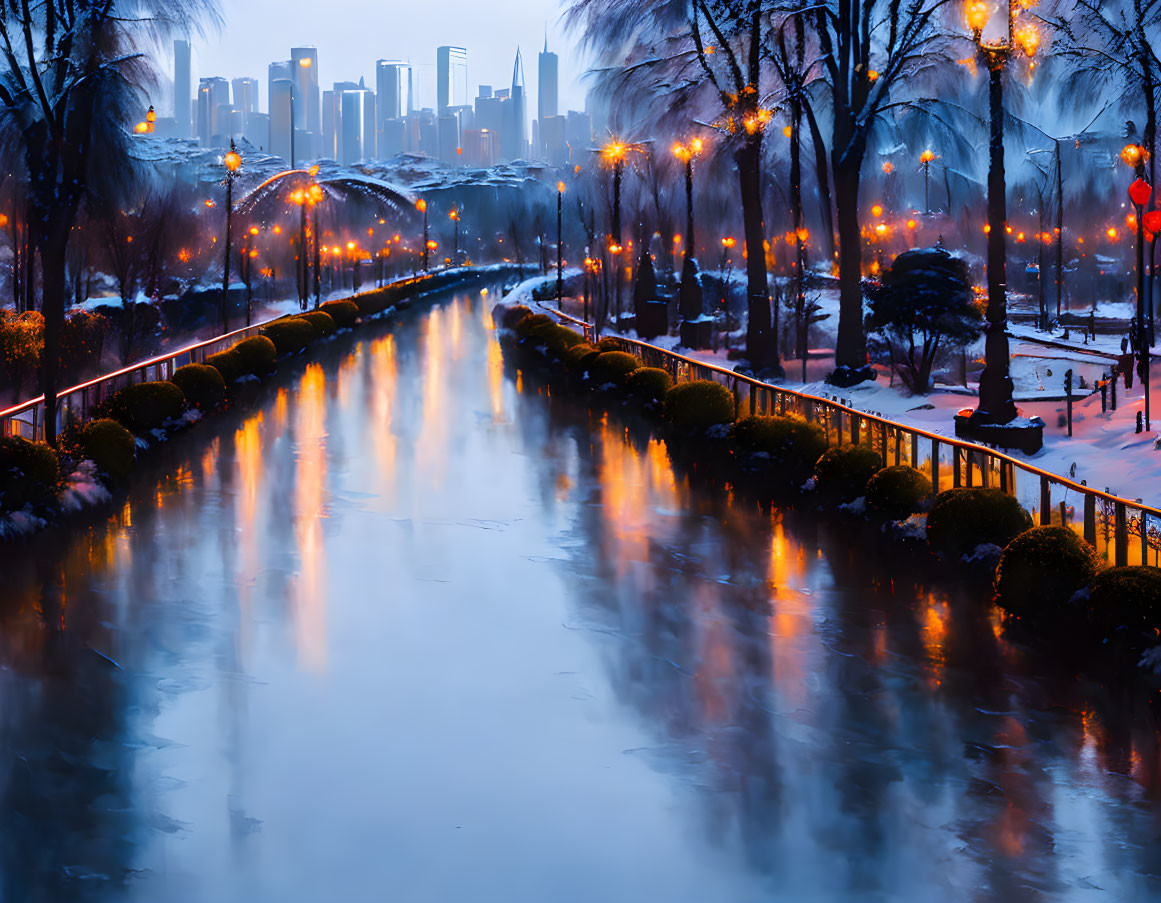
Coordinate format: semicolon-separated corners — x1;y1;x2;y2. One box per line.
954;408;1045;454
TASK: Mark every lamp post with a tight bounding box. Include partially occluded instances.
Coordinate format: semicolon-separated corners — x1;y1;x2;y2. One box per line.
673;138;703;261
222;140;242;335
1128;165;1153;430
603;141;627;327
243;225;259;325
920;149;935;215
556;181;565;309
960;0;1040;438
417;198;429;270
449;205;461;264
290;187;309;310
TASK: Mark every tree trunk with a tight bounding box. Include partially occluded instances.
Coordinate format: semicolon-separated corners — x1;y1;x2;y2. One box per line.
40;234;67;446
1055;140;1064;318
833;157;866;372
790;95;807;362
803;104;836;265
736;133;776;371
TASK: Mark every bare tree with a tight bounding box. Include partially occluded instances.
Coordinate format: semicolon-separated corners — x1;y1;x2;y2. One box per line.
0;0;219;443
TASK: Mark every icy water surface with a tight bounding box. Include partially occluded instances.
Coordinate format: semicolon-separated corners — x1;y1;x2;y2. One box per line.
3;287;1161;902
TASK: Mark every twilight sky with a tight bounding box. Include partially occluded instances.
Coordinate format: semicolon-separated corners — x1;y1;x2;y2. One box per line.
184;0;589;118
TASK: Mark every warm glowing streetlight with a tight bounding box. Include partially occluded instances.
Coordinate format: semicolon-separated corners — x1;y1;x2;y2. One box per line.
417;198;430;270
1128;173;1154;429
556;181;566;308
919;149;936;214
221;139;242;335
602;139;631;325
673;136;705;262
957;0;1044;447
449;204;462;263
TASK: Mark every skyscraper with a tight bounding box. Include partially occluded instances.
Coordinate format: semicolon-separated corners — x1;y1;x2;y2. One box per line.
339;85;376;165
502;48;527;161
173;40;191;138
197;77;230;146
269;78;293;161
537;36;558;159
436;46;468;114
376;60;412;122
290;47;320;134
231;77;258;133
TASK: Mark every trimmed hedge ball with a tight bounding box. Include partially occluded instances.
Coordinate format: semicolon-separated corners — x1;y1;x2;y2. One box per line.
0;435;60;512
625;367;673;404
595;337;623;353
664;379;735;433
564;343;601;374
262;317;319;355
354;289;391;318
514;313;553;340
319;299;360;328
232;335;278;374
865;465;933;521
499;304;532;331
1086;566;1161;652
537;323;587;357
813;444;883;503
171;364;227;410
74;418;134;481
205;348;246;385
994;526;1101;622
297;310;336;336
925;488;1033;560
589;351;643;387
728;415;828;485
97;380;186;433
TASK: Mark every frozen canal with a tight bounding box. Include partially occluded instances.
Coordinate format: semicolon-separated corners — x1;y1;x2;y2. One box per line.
4;285;1161;902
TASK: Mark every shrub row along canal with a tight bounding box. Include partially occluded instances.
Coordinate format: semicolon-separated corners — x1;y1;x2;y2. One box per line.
0;286;1159;901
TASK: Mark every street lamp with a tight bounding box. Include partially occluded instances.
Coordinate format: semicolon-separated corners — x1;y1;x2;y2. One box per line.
242;226;259;325
222;140;242;335
556;181;565;309
958;0;1041;446
1128;167;1153;430
673;137;704;260
309;181;324;306
449;205;461;264
603;140;628;326
920;148;935;215
417;198;429;270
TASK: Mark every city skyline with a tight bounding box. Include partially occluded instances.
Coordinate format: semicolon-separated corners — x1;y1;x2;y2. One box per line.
180;1;587;121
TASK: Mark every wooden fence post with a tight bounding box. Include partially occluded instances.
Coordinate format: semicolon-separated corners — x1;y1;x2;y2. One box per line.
1040;476;1052;526
1115;502;1128;566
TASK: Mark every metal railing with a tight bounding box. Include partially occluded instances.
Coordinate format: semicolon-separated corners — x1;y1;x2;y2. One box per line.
0;266;477;443
545;306;1159;569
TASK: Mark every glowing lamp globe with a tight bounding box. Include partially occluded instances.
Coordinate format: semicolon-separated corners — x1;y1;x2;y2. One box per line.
416;198;427;213
920;149;935;164
224;148;242;173
1129;178;1153;208
557;181;566;193
1122;144;1144;168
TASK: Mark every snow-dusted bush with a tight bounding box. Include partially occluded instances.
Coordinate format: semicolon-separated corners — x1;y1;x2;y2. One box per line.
925;488;1033;561
319;299;360;329
664;379;735;433
625;367;673;404
297;311;336;337
0;435;59;512
813;444;882;504
1086;566;1161;656
206;348;247;384
262;318;318;355
232;335;278;374
95;380;185;433
564;343;600;375
728;415;827;485
68;418;134;482
498;304;532;331
994;526;1100;622
589;351;643;387
171;364;226;410
865;465;932;521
